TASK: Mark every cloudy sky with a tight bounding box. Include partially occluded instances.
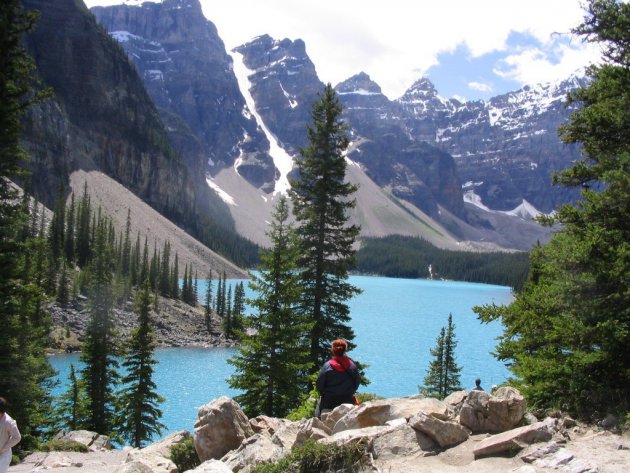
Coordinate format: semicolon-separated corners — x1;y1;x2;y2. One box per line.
84;0;602;101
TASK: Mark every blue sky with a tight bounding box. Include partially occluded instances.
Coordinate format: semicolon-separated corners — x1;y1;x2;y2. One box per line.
85;0;602;102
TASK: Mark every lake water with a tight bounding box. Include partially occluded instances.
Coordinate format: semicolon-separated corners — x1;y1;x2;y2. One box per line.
48;275;513;437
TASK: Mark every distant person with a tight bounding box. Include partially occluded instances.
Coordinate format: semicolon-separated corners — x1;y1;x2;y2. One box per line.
491;385;498;394
472;378;484;391
0;397;21;473
316;339;360;416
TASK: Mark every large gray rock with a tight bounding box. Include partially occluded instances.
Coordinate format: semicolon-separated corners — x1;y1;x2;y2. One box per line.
459;388;526;433
193;396;255;462
371;423;436;460
409;411;470;448
321;403;355;431
473;420;556;458
332;397;448;434
140;430;191;459
444;390;468;418
221;433;282;473
188;459;233;473
270;421;301;452
113;461;154;473
54;429;112;451
293;418;331;449
125;450;177;473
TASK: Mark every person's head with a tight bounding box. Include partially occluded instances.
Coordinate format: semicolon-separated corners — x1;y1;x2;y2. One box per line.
331;339;348;357
0;397;6;414
475;378;481;387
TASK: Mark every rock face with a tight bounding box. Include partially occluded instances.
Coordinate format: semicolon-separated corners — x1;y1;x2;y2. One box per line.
398;76;584;214
193;396;255;462
21;0;254;265
337;73;465;220
473;419;556;458
91;0;276;190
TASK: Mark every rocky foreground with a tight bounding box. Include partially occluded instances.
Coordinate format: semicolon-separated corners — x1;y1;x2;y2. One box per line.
11;389;630;473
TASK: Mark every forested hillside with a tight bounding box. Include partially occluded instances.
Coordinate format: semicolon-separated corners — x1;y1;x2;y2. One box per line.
356;235;529;289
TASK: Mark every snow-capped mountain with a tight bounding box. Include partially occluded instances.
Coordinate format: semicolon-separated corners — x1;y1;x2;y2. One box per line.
398;75;586;213
88;0;574;250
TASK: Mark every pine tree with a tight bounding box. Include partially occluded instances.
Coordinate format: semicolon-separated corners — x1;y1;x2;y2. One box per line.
228;196;311;417
170;252;179;300
80;215;119;435
48;186;66;263
159;241;170;297
64;193;76;264
116;281;165;447
290;84;361;369
224;285;233;338
475;0;630;414
54;364;88;432
121;209;132;277
421;314;462;399
75;183;91;267
204;270;213;331
0;0;55;448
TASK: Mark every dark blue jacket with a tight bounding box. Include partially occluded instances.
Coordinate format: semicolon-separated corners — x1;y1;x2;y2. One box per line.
316;356;360;410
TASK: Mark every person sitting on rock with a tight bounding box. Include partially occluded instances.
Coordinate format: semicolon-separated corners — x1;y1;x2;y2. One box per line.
473;378;484;391
316;339;360;415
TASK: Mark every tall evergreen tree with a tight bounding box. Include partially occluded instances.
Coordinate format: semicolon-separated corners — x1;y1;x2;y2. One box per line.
116;281;165;447
159;241;170;297
121;209;132;277
80;215;119;435
228;197;311;417
290;84;361;369
0;0;55;448
204;269;213;331
48;186;66;263
53;364;88;432
64;193;76;264
475;0;630;414
75;183;91;267
420;314;462;399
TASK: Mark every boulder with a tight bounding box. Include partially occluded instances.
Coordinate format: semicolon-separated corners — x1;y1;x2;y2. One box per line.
249;415;291;435
444;390;468;418
409;411;470;448
270;421;301;451
221;433;282;473
188;459;234;472
113;461;154;473
293;418;331;449
194;396;255;462
54;429;112;451
321;403;355;431
125;450;177;473
322;425;394;446
473;419;556;458
140;430;191;459
459;389;526;433
332;397;448;434
371;423;436;460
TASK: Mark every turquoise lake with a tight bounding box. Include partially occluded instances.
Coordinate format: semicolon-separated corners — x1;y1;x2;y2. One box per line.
48;275;513;436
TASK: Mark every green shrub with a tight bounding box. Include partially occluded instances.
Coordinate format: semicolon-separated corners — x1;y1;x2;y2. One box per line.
253;439;370;473
39;440;89;452
169;437;200;472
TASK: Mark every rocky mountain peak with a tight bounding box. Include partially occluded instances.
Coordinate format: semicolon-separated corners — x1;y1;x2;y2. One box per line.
335;72;383;95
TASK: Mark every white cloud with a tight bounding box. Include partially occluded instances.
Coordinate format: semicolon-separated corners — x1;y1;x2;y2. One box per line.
468;81;494;93
493;41;601;85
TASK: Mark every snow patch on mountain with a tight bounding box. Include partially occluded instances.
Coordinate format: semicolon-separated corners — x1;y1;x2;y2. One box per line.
499;199;544;220
230;50;294;195
206;178;237;206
